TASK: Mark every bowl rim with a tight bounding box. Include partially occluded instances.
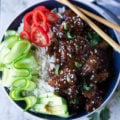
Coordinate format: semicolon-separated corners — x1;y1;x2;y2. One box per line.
0;0;120;119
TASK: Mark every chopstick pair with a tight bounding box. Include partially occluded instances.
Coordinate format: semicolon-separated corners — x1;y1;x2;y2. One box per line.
56;0;120;53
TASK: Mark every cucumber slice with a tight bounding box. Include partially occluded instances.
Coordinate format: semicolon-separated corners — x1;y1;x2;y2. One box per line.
10;88;22;100
14;55;38;75
0;36;19;50
5;30;18;38
4;40;31;64
0;47;10;70
24;96;37;111
2;67;31;87
24;80;36;91
2;68;14;87
12;79;27;88
12;79;36;91
10;88;37;111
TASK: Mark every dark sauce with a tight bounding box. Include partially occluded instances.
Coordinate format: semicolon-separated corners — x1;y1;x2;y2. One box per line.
46;10;113;115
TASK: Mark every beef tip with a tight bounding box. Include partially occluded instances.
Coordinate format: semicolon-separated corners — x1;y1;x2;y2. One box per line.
90;69;109;84
96;41;108;49
85;96;103;112
67;85;84;114
65;16;85;35
55;85;84;114
83;85;103;112
59;41;67;64
81;55;100;76
48;68;77;89
82;85;98;99
62;9;76;19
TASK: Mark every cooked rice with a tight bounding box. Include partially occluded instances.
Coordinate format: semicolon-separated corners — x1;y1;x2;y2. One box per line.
17;7;65;96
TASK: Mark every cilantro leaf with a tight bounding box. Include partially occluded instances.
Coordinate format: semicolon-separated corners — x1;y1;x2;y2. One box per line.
100;107;110;120
88;32;100;47
88;106;110;120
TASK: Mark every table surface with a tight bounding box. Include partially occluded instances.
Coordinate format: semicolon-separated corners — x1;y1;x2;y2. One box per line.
0;0;120;120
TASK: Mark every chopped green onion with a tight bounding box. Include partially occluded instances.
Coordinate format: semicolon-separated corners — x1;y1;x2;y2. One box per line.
89;39;99;47
64;22;68;31
74;44;79;48
67;31;76;39
88;31;100;47
67;53;72;58
74;61;82;68
55;64;60;75
83;81;94;91
70;99;77;104
66;74;71;82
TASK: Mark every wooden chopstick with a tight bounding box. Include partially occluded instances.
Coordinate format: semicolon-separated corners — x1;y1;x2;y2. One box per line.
77;7;120;32
56;0;120;53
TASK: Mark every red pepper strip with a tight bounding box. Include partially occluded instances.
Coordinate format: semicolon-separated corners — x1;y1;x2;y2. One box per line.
33;10;49;32
34;6;58;25
31;26;49;47
23;11;33;33
46;12;58;25
20;31;31;41
34;6;49;12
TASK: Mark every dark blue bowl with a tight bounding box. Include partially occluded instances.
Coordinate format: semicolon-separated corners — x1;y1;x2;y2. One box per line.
1;0;120;119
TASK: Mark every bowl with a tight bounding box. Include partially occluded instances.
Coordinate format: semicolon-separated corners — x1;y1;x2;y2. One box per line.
0;0;120;119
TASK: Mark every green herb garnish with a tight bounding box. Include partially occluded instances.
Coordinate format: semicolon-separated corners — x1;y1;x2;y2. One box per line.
74;61;82;68
55;64;60;75
64;22;68;31
88;31;100;47
67;31;76;39
88;106;110;120
105;42;109;48
74;44;79;48
66;74;71;82
70;99;77;104
67;53;72;58
83;81;93;91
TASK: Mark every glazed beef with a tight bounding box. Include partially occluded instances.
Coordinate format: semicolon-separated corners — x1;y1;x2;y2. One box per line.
46;10;112;115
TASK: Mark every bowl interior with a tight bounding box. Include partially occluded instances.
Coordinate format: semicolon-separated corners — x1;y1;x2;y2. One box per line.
1;0;120;119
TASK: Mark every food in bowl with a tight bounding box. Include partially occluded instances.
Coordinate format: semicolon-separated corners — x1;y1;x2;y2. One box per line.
0;6;113;117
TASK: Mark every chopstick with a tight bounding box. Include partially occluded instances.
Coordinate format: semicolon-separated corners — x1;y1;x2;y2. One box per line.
77;7;120;32
56;0;120;53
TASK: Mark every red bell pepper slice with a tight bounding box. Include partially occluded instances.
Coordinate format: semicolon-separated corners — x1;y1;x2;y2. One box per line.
46;12;58;25
33;10;49;32
34;6;58;25
31;26;49;47
23;11;33;33
34;6;49;13
20;31;31;41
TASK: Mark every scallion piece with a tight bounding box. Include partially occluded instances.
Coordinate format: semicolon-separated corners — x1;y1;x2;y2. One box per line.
70;99;77;104
83;81;94;91
67;31;76;39
64;22;68;31
55;64;60;75
67;53;72;58
88;31;100;47
74;61;82;68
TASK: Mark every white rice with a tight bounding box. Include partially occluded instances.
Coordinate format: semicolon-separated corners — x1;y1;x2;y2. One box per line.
33;47;55;96
17;7;65;96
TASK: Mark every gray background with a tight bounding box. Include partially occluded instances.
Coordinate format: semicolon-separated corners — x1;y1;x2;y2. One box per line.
0;0;120;120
